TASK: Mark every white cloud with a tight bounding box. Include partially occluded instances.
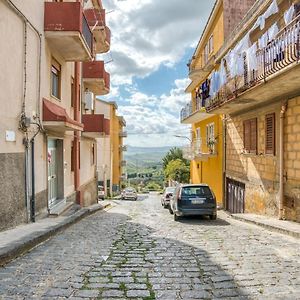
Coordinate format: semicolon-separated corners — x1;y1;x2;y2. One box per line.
102;0;215;82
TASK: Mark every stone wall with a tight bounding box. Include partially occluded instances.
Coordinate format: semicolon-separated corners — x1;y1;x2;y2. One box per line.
80;177;98;207
0;153;27;231
223;0;256;39
226;98;300;222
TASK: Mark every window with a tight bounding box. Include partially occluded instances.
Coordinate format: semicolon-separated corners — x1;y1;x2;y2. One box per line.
71;142;74;172
51;59;61;99
206;123;215;151
243;118;257;154
208;35;214;54
71;77;74;107
91;143;95;165
265;113;275;155
204;43;209;64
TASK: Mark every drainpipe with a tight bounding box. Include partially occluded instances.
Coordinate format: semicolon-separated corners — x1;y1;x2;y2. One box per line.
74;61;81;205
223;115;228;210
279;102;287;220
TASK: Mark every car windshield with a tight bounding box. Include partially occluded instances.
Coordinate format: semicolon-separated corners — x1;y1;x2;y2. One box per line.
181;186;212;197
125;188;135;193
165;187;175;194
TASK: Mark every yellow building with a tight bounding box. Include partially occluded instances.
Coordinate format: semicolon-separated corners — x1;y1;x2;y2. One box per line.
181;0;255;207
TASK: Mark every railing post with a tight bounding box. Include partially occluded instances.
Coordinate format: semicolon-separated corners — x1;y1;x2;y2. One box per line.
263;48;266;83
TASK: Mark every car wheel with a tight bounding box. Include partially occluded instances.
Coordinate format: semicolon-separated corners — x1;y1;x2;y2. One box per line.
168;206;174;215
210;214;217;220
135;197;137;201
174;214;180;221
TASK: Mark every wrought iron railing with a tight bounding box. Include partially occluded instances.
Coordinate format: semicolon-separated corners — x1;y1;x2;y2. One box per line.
180;96;209;122
207;16;300;112
182;138;217;160
82;14;93;51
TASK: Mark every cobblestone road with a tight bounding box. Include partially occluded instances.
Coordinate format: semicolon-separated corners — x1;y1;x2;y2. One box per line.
0;193;300;300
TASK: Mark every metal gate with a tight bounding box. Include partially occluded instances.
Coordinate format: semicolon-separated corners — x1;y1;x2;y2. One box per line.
48;139;58;207
226;178;245;213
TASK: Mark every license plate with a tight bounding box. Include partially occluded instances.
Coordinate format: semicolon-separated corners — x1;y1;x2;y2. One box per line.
192;198;205;204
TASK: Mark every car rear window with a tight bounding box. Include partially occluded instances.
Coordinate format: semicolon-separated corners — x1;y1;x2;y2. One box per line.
181;186;212;197
166;187;175;193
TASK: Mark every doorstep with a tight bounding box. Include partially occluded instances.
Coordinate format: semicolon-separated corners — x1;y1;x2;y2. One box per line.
0;200;113;266
231;213;300;239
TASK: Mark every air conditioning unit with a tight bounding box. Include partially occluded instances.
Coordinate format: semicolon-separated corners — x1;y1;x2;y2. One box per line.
84;91;94;111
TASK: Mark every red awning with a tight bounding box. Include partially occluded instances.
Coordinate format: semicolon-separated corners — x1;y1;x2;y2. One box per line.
43;98;83;131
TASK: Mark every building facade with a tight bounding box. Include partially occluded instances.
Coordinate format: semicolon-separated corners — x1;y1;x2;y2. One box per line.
0;0;111;231
95;100;127;197
181;0;255;207
205;0;300;222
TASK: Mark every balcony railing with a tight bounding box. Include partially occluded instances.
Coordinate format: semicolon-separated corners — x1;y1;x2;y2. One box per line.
188;54;215;81
44;2;93;61
82;114;110;138
182;138;217;161
119;131;127;138
207;16;300;113
120;145;127;152
120;160;127;167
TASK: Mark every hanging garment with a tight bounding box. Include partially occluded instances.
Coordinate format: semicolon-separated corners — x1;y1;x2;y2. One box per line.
234;33;251;54
258;31;269;49
284;5;295;25
264;0;279;20
219;59;227;86
246;43;258;71
268;23;279;41
210;71;220;97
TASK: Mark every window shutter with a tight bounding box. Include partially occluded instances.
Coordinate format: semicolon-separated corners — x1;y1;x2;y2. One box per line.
265;113;275;155
243;120;251;151
250;118;257;154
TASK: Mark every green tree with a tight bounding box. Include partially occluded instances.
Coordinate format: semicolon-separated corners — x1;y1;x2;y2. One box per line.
162;147;189;169
164;159;190;183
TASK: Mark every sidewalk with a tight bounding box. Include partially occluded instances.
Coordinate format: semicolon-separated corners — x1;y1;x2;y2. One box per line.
0;200;113;267
230;212;300;239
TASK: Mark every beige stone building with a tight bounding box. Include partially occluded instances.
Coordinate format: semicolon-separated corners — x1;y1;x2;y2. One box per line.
205;0;300;222
0;0;111;231
94;99;127;197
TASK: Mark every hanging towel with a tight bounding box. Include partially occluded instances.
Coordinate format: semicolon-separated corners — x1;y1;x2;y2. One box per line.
219;59;227;86
246;43;258;71
268;23;279;41
258;31;269;49
234;33;251;54
284;5;295;25
264;0;279;20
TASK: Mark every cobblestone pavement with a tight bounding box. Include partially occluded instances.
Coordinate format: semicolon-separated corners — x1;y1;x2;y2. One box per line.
0;193;300;300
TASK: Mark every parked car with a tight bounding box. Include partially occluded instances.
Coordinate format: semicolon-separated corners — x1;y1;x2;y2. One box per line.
121;187;138;201
169;184;217;221
98;185;105;200
161;187;176;208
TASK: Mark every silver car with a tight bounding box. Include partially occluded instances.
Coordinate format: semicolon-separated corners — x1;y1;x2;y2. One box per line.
121;187;138;201
161;187;176;208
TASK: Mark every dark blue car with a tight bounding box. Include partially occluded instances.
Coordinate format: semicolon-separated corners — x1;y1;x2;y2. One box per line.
169;184;217;221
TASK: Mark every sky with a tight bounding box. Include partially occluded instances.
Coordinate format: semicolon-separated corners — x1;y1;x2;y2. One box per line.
99;0;215;147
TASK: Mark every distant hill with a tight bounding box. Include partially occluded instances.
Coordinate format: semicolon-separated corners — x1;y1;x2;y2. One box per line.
124;146;177;174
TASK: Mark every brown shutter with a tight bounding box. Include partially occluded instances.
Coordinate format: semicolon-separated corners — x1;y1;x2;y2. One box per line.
243;120;251;151
250;118;257;154
265;113;275;155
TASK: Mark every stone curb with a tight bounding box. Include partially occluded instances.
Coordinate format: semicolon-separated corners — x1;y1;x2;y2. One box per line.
0;202;112;267
230;214;300;239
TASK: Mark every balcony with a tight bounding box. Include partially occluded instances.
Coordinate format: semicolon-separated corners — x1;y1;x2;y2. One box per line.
182;139;217;162
82;61;110;95
120;160;127;167
44;2;93;61
206;16;300;115
85;8;111;53
120;174;127;180
82;114;110;138
119;131;127;138
180;97;214;124
42;98;83;132
186;54;215;93
120;145;127;152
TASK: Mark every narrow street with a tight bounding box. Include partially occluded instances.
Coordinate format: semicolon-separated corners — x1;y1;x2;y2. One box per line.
0;193;299;300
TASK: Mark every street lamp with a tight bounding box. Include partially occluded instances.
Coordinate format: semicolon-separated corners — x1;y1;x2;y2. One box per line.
173;135;191;142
